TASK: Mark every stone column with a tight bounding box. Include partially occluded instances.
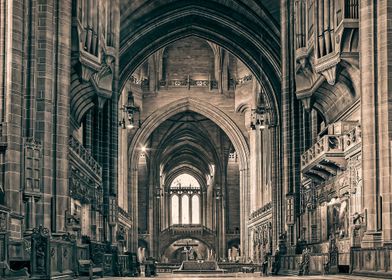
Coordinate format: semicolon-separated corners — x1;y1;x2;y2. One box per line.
130;167;139;252
239;166;249;261
3;0;24;238
189;194;192;224
270;125;280;252
377;0;392;247
249;128;258;213
202;190;207;227
280;0;295;246
360;0;383;247
179;194;182;224
165;192;170;227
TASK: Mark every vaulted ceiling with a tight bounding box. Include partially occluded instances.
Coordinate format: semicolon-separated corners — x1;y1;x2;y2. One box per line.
147;111;233;190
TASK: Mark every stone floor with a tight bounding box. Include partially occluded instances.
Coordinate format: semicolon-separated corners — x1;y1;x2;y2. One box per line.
98;273;383;279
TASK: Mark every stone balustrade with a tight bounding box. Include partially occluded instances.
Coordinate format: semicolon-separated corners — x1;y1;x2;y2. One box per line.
249;202;272;220
301;125;361;182
159;75;218;90
163;225;214;236
69;135;102;177
342;125;361;153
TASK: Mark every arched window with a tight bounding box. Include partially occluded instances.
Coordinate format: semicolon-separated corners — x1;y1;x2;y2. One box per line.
182;195;190;224
171;195;179;224
192;195;200;224
169;173;201;225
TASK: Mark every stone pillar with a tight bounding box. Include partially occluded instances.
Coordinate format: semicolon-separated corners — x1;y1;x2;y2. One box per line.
202;190;207;227
271;126;280;252
166;191;170;227
3;0;24;236
310;109;318;144
189;194;192;224
249;128;257;213
179;194;182;224
377;0;392;247
360;0;383;247
239;166;249;261
130;167;139;252
280;0;296;248
147;170;154;255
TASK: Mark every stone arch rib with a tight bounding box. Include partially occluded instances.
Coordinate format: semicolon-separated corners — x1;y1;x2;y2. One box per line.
128;97;249;172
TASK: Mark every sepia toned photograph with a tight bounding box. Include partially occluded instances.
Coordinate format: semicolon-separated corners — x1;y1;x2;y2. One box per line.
0;0;388;279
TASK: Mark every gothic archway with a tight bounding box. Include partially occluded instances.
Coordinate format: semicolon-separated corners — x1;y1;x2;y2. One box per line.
127;97;250;255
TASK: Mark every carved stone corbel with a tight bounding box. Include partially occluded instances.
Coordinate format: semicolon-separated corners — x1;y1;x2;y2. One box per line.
314;53;341;86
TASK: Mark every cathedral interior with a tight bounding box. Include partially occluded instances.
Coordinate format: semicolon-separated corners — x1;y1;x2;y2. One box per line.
1;0;391;279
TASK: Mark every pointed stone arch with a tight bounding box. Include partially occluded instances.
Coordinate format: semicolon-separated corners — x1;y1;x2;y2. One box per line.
128;97;250;255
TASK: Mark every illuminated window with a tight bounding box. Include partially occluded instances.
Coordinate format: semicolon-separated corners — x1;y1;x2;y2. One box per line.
182;195;190;224
192;195;200;224
170;174;201;225
171;195;179;224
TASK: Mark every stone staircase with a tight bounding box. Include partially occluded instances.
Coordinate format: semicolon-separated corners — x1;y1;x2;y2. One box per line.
173;260;226;274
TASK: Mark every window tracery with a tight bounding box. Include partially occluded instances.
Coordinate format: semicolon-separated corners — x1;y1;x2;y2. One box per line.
169;174;201;225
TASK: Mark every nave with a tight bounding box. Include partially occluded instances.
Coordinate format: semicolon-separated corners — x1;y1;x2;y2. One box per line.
0;0;391;279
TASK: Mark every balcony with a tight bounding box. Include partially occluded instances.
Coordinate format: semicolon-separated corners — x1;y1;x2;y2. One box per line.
159;75;218;91
249;202;272;221
69;135;102;179
301;123;361;182
69;136;103;205
162;225;214;236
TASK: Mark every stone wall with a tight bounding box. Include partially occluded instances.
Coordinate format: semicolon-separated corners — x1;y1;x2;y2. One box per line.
163;37;214;80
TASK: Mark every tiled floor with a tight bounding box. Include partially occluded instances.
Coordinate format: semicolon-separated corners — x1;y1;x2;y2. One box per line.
99;273;383;279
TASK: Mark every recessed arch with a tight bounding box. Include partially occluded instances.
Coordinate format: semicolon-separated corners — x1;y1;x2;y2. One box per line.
128;97;250;255
128;97;249;170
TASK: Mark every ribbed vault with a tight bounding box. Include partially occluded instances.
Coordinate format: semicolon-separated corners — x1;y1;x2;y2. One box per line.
149;112;226;192
129;97;249;170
